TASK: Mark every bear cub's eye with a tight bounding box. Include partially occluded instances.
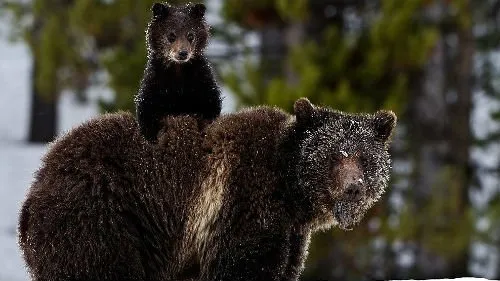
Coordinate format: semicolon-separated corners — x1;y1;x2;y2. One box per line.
167;32;176;43
187;32;195;42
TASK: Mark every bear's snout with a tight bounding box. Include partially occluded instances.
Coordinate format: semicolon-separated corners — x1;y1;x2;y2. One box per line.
177;50;189;61
343;168;365;201
345;180;364;201
335;156;365;201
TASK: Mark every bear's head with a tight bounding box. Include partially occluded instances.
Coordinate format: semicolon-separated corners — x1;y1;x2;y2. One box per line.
294;98;396;231
147;2;209;62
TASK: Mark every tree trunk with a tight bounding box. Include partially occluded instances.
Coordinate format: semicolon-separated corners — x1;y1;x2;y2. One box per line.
28;58;58;143
446;0;473;276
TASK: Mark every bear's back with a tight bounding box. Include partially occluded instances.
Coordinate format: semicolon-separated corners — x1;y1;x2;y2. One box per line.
205;106;290;154
40;112;147;178
19;112;206;281
189;106;291;236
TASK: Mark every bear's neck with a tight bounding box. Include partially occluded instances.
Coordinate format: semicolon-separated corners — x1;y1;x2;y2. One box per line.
278;122;317;226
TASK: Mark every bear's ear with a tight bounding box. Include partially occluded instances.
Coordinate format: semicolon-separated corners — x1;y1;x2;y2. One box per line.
294;98;315;124
373;110;397;143
190;3;206;18
152;3;169;19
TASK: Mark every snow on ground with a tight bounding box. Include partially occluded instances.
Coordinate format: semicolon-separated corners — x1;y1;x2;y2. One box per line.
392;279;491;281
391;279;491;281
0;143;45;281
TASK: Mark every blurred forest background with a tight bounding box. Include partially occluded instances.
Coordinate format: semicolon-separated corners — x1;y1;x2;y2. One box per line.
1;0;500;280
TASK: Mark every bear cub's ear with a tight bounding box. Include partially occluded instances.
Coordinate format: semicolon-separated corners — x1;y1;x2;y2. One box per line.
190;3;206;18
373;110;397;143
152;3;169;18
294;97;315;124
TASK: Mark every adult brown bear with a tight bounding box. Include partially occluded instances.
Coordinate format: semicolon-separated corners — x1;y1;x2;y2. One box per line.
18;98;396;281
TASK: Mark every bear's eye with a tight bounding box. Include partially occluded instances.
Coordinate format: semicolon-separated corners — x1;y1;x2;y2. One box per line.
187;32;195;42
167;32;176;43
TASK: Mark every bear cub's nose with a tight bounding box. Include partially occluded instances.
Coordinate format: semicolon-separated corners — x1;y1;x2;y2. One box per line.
345;179;364;201
178;50;189;60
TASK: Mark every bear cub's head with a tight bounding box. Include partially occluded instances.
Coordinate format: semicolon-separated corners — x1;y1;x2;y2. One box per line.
147;2;209;63
294;98;396;231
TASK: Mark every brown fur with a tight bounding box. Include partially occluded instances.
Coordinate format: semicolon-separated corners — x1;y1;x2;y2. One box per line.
18;99;396;281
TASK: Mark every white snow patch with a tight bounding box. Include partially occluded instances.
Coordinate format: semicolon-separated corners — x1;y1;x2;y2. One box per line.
0;143;45;281
392;279;490;281
0;37;30;142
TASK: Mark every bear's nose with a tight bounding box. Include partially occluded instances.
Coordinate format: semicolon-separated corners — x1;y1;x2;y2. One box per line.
345;181;364;201
178;50;189;60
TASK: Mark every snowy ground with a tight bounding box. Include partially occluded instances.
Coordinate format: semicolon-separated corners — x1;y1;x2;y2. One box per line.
392;279;491;281
0;143;44;281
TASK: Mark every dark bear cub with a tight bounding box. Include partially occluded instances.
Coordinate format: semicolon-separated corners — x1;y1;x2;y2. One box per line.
135;2;222;142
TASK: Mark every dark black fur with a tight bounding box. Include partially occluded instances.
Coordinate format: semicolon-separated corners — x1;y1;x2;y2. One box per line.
135;2;222;142
18;99;396;281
